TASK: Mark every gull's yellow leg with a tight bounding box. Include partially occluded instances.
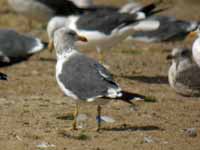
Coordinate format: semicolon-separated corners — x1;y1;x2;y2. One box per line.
96;105;102;132
97;47;104;64
48;39;54;52
72;103;79;130
98;51;104;64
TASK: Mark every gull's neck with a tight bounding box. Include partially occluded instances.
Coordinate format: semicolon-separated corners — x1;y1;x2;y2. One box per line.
56;47;77;60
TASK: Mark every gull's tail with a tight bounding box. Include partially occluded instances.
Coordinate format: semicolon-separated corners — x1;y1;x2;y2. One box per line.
115;91;145;106
29;39;48;54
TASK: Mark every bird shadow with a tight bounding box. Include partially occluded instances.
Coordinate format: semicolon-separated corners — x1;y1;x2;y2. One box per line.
119;75;168;84
39;57;56;62
102;124;163;132
119;91;146;101
57;113;74;121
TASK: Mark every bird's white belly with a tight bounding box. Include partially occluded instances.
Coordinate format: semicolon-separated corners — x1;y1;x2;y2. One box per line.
75;31;126;51
192;39;200;67
168;64;177;90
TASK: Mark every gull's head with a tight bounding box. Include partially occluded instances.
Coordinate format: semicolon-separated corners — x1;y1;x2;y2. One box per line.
53;27;87;54
188;24;200;38
47;17;67;40
167;48;192;64
47;17;68;52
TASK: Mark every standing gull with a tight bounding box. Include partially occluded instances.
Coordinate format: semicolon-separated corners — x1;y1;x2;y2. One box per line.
54;27;135;131
47;11;160;63
189;26;200;67
167;48;200;96
0;29;47;64
46;0;164;54
128;16;199;43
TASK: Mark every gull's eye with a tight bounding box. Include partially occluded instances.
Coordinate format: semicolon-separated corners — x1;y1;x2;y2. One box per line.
181;50;189;57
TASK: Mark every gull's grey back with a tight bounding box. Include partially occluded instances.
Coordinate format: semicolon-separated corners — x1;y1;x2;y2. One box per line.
58;53;119;100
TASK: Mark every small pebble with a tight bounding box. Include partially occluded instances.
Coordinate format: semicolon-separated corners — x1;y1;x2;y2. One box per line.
96;116;115;123
184;128;197;137
77;114;88;129
77;114;88;122
144;136;154;143
37;142;56;148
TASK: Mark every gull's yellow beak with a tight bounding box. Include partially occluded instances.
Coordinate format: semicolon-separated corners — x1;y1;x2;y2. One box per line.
48;40;54;53
77;35;88;42
188;31;198;38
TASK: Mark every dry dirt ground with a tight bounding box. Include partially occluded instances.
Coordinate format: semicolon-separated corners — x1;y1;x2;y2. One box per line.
0;0;200;150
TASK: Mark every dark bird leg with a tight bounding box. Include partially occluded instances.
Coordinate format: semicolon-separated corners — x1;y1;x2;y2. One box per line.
96;105;102;132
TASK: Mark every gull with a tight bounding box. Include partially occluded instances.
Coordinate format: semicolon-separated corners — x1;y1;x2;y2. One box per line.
0;72;7;80
0;29;47;64
167;48;200;96
128;16;199;43
47;11;160;64
189;26;200;67
8;0;163;30
7;0;90;29
7;0;87;21
54;27;136;131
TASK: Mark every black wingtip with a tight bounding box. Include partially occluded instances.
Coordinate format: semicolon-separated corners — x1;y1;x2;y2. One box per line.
42;41;49;49
140;0;166;17
0;72;7;80
116;91;146;106
149;7;169;16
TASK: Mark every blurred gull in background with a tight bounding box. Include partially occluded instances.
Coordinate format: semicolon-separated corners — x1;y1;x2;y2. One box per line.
128;16;199;43
7;0;163;30
0;29;47;64
47;3;162;64
167;48;200;96
7;0;92;29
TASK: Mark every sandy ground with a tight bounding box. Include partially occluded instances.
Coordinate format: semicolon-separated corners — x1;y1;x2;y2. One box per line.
0;0;200;150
